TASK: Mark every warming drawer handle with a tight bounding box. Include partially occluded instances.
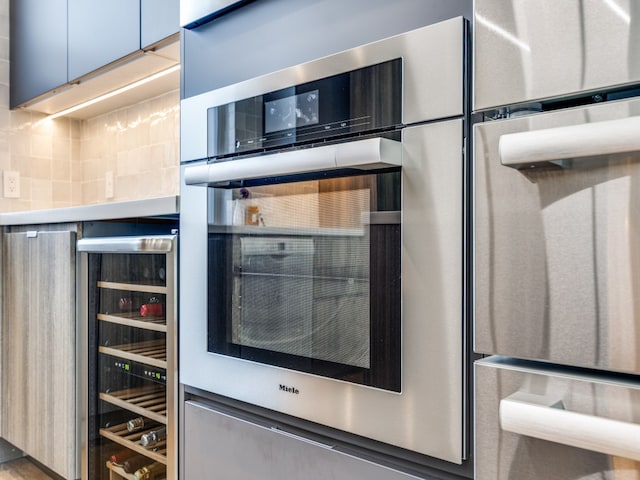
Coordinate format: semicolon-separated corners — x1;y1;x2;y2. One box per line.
184;137;401;187
500;396;640;461
499;116;640;169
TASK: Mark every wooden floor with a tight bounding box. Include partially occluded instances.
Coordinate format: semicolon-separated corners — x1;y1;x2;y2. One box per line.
0;458;56;480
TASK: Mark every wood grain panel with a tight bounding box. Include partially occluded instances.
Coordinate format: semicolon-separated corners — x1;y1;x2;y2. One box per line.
2;231;76;479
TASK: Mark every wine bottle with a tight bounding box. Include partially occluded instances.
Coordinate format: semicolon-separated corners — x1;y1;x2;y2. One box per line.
126;417;145;432
140;426;167;447
109;448;134;466
140;301;163;317
134;461;165;480
122;454;151;474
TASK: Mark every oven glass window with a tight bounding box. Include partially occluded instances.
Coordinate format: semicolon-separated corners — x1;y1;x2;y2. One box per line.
207;170;401;392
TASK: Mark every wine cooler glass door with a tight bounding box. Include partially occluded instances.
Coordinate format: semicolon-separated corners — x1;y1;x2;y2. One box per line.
85;248;171;480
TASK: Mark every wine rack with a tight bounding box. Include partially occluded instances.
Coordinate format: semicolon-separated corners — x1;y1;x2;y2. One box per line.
106;460;167;480
79;236;177;480
100;422;168;464
99;386;167;424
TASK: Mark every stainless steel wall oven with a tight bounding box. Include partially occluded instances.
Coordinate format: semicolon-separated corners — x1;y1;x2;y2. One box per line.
180;18;468;464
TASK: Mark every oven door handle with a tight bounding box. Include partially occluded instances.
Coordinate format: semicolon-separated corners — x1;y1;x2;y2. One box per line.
499;115;640;169
184;137;401;187
500;394;640;461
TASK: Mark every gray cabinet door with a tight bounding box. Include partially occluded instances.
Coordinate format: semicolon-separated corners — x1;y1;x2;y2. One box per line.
141;0;179;48
1;231;76;479
68;0;141;81
9;0;68;108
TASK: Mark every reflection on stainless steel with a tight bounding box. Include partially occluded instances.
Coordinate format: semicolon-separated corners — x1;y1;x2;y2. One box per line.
475;97;640;374
476;358;640;479
474;0;640;111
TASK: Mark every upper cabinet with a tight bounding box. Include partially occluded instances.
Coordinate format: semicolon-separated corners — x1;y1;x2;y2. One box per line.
142;0;180;48
180;0;247;28
9;0;68;108
10;0;180;113
68;0;141;81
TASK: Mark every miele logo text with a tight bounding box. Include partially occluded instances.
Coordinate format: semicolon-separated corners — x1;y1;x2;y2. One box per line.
279;384;300;395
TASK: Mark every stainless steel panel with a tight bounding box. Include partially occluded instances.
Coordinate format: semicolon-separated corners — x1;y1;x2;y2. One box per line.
474;0;640;111
184;138;401;186
180;120;465;461
183;400;425;480
475;97;640;373
77;235;175;253
476;357;640;480
181;18;464;163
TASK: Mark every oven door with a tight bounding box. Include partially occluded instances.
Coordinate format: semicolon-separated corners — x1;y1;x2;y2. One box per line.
475;97;640;373
181;123;465;462
189;137;402;392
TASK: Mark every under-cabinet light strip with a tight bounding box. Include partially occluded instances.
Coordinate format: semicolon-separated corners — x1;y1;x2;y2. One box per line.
45;64;181;121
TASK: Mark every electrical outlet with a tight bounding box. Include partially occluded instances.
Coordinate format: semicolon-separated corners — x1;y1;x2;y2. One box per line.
105;171;114;199
4;171;20;198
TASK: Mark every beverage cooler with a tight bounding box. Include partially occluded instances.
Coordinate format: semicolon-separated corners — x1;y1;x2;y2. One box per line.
78;236;177;480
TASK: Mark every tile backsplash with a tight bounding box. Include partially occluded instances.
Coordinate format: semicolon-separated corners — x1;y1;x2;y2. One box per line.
0;0;180;213
79;91;180;206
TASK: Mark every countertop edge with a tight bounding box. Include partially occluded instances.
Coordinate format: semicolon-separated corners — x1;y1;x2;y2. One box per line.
0;196;180;226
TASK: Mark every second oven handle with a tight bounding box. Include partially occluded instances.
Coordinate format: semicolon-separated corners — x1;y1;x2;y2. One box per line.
499;115;640;169
500;394;640;461
184;137;402;187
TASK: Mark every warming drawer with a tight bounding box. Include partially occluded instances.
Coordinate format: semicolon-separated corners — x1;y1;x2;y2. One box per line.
184;399;430;480
475;96;640;374
476;357;640;480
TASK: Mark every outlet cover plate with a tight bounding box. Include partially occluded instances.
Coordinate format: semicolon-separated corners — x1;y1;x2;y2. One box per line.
4;171;20;198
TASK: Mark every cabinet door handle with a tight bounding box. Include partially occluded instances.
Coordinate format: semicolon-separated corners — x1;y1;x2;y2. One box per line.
500;395;640;461
499;116;640;169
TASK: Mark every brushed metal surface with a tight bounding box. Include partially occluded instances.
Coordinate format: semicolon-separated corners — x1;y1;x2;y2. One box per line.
180;119;465;461
184;138;401;186
475;96;640;373
474;0;640;111
183;400;427;480
77;235;175;253
181;17;464;163
475;357;640;480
